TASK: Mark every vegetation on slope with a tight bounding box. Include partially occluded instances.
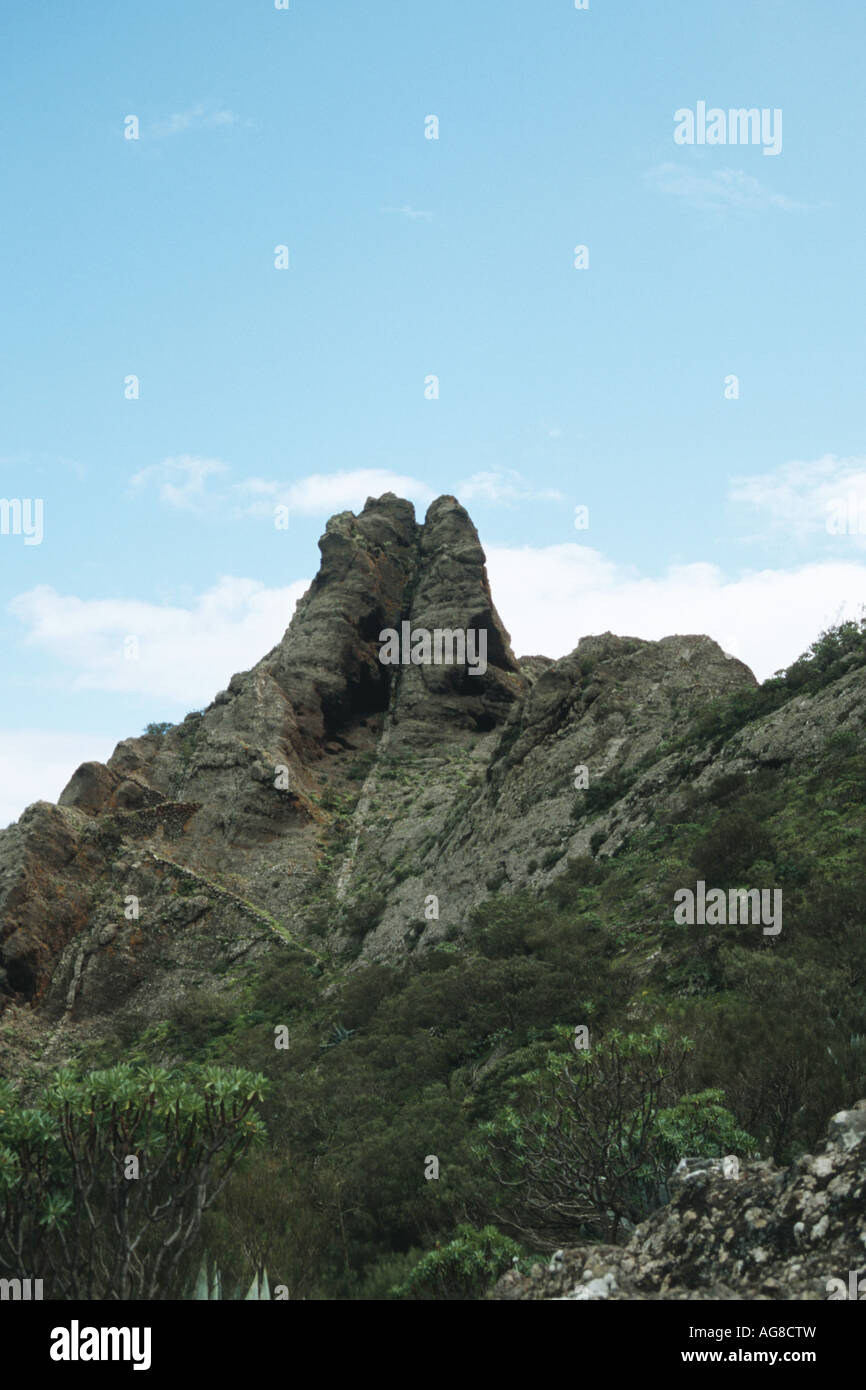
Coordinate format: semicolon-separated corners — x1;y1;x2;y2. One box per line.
1;622;865;1298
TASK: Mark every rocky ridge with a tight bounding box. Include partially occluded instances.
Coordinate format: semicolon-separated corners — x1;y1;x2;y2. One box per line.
0;491;863;1080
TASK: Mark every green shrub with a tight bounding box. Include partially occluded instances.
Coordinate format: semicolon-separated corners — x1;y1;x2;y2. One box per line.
576;769;636;817
825;728;858;758
480;1027;704;1243
391;1224;521;1300
342;888;387;939
167;992;238;1054
347;752;376;781
353;1248;425;1300
540;847;564;869
650;1089;757;1169
694;810;775;883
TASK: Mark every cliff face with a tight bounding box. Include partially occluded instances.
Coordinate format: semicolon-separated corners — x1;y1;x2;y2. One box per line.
0;492;753;1019
0;494;761;1017
0;488;859;1051
0;493;525;1017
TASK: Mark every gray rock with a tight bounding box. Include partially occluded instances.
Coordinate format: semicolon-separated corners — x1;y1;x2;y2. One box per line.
491;1106;866;1301
826;1106;866;1151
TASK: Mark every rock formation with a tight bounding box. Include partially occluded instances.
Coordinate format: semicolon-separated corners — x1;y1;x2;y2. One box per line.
0;492;762;1016
492;1103;866;1300
1;491;865;1300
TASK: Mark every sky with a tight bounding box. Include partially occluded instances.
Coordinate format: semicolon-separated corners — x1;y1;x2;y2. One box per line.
2;0;866;827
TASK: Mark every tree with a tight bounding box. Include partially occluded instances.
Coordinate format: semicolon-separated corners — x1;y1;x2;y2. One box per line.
478;1026;749;1246
0;1062;268;1300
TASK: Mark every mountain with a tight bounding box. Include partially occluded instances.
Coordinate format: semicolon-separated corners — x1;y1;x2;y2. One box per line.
0;492;754;1018
1;492;864;1300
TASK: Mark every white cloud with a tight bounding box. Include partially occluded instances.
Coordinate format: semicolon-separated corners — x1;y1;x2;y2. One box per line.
11;541;865;715
729;454;866;545
232;469;437;518
131;461;437;521
6;543;866;826
456;470;564;506
129;455;229;511
646;163;801;212
382;205;433;221
0;730;117;830
485;542;866;681
8;577;310;703
150;105;242;139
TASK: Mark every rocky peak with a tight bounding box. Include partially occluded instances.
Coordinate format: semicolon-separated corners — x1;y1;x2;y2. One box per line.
0;492;857;1013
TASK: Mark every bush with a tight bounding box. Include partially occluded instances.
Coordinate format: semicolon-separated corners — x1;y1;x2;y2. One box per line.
167;991;238;1054
694;810;775;883
352;1248;425;1300
576;769;636;816
825;728;858;759
341;888;387;940
650;1089;757;1171
346;752;376;781
480;1027;702;1244
540;847;564;869
390;1224;521;1300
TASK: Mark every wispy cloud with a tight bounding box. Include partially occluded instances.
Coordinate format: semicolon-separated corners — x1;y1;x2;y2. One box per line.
149;104;246;139
729;454;866;545
382;205;433;221
646;162;802;212
232;469;437;518
129;456;229;511
456;470;564;506
8;577;309;703
131;460;565;522
131;461;436;520
485;543;866;681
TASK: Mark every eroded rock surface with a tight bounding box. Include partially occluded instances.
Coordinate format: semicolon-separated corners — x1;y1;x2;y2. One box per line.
1;491;864;1078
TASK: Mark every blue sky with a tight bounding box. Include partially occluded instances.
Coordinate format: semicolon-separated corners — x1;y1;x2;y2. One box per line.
2;0;866;825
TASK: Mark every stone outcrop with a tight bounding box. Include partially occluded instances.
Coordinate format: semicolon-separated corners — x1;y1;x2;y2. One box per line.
1;489;864;1032
491;1102;866;1300
0;493;524;1003
0;802;95;1002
